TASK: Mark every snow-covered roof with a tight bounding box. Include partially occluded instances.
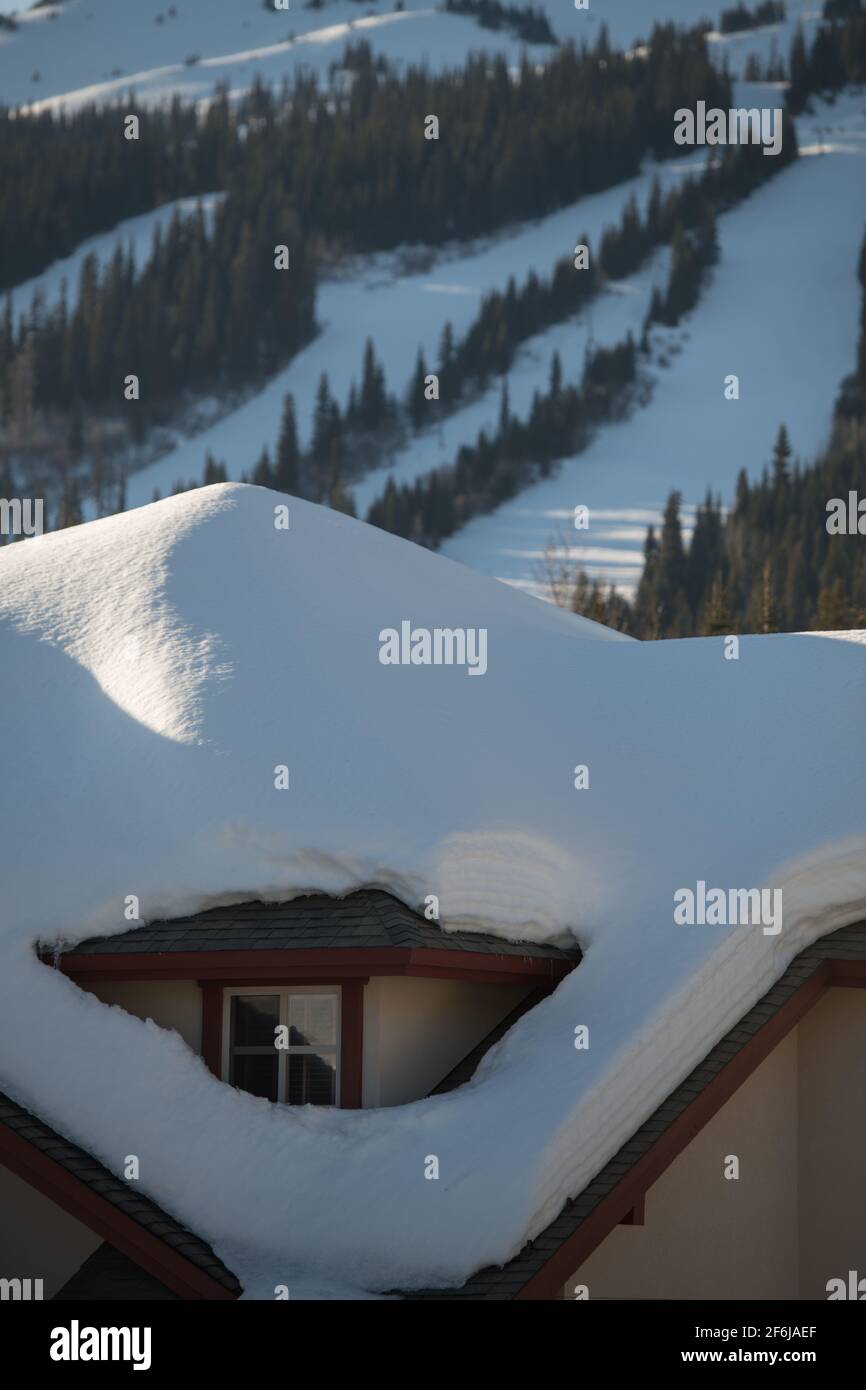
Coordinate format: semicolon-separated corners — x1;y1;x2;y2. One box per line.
0;1085;240;1299
412;918;866;1299
49;888;581;965
2;482;865;1298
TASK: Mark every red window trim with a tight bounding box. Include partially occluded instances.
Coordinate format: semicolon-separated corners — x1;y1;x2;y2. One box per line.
200;978;366;1109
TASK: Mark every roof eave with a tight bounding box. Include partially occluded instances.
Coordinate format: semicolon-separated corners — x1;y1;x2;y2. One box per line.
48;945;577;986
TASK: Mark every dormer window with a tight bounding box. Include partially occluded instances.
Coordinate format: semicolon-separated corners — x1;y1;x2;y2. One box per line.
222;987;341;1106
46;890;578;1114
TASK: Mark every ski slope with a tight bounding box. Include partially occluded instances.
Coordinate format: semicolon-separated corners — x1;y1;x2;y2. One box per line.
0;1;822;113
4;2;541;114
1;483;864;1296
6;4;858;606
442;92;866;599
349;253;671;521
124;152;700;507
120;93;866;600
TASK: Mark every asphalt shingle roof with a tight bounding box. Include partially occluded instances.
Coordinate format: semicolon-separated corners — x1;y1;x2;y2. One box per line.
56;889;581;963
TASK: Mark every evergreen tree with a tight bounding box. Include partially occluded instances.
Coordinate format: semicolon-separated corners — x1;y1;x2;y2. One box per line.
311;373;335;471
703;576;734;636
274;393;300;495
203;452;227;485
771;423;792;486
252;446;274;488
376;476;399;532
498;378;511;432
812;577;851;629
735;467;749;512
654;491;688;632
438;321;456;395
646;176;662;242
360;338;385;430
685;489;722;612
630;525;660;638
759;558;778;634
549;350;562;399
408;349;429;429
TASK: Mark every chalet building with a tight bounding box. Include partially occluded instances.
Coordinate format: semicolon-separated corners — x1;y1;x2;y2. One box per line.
1;901;864;1301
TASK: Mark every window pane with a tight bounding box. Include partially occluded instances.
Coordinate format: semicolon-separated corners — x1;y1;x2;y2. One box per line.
288;993;337;1048
231;1053;278;1102
231;994;279;1048
288;1051;337;1106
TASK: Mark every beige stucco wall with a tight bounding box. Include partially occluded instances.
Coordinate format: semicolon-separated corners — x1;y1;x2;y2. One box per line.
798;987;866;1298
81;975;529;1107
85;980;203;1054
567;1030;800;1300
565;988;866;1300
0;1163;100;1299
363;976;529;1107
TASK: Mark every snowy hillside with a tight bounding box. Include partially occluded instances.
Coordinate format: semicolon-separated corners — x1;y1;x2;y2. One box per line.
123;153;692;508
3;1;538;113
0;0;822;112
4;0;852;611
1;483;865;1295
443;91;866;598
115;92;866;600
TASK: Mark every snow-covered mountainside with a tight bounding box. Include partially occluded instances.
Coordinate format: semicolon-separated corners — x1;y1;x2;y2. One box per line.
1;484;864;1295
122;155;685;510
115;93;866;600
0;0;821;112
442;91;866;598
2;0;540;113
5;1;854;610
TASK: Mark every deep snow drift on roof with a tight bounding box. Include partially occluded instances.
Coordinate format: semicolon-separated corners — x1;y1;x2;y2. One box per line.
1;483;865;1295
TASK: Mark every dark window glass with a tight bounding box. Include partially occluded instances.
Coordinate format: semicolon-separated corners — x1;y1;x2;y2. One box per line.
231;1053;279;1102
288;1051;337;1106
231;994;279;1047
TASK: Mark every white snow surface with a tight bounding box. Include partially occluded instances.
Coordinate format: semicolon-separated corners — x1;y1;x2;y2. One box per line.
0;0;821;112
2;482;865;1294
5;2;540;115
